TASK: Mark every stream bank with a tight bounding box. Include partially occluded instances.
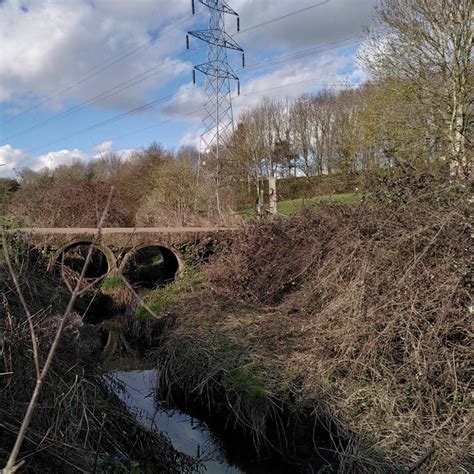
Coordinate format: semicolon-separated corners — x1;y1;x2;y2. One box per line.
95;271;334;472
106;360;302;473
95;272;341;473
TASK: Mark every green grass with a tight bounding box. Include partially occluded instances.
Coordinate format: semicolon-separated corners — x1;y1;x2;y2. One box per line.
278;192;359;215
136;269;207;321
136;302;165;322
0;214;20;229
236;192;360;219
225;366;266;407
101;275;125;290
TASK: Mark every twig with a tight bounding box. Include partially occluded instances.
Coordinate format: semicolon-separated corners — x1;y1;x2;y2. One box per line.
118;274;163;320
92;414;107;474
1;232;41;379
1;187;114;474
408;447;436;472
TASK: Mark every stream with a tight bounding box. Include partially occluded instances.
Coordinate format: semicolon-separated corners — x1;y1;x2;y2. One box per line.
107;363;296;473
99;250;308;473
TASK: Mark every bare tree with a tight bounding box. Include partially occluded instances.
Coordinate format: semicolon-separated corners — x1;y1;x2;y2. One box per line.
290;94;315;176
361;0;473;176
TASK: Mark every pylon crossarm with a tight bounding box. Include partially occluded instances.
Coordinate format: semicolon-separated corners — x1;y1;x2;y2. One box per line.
195;62;239;80
198;0;238;15
188;29;243;51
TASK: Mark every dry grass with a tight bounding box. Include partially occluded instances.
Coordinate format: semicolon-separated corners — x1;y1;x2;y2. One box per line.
0;256;196;473
154;183;472;472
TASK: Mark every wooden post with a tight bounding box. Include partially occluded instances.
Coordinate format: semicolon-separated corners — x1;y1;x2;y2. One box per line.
268;175;277;215
257;188;265;216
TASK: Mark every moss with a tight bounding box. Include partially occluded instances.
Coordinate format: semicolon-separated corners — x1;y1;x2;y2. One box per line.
226;366;266;407
136;303;164;321
101;275;125;290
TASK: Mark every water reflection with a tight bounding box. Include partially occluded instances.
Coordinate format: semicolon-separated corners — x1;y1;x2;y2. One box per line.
110;369;242;473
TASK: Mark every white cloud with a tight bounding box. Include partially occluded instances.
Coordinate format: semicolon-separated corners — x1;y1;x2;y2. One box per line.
34;148;90;170
161;82;205;121
92;140;137;161
0;0;378;161
233;0;376;50
0;0;191;111
0;141;137;178
91;140;137;160
0;0;376;114
165;48;357;136
170;45;363;151
118;148;138;161
178;129;202;149
0;144;28;177
92;140;115;157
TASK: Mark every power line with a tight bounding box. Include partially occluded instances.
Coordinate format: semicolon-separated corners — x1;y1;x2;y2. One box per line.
238;0;330;34
4;1;347;161
5;69;353;162
112;77;356;140
238;78;353;98
242;37;360;72
4;37;359;141
5;36;356;141
92;107;205;145
2;49;202;141
99;77;351;145
10;86;194;160
3;1;334;139
12;75;355;167
3;15;194;123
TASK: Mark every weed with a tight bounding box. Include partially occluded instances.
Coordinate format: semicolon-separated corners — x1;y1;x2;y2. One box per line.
101;275;125;290
159;186;471;472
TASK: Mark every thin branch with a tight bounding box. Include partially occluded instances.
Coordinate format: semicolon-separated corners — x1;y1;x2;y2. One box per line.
2;187;114;474
118;274;163;320
1;231;41;378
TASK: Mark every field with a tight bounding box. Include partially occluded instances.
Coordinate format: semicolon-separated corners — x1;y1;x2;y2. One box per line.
236;192;360;218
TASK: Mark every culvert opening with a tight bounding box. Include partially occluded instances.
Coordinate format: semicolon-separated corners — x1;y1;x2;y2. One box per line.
123;245;180;289
57;243;110;287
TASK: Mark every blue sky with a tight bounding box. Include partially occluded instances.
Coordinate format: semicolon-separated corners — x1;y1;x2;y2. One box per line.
0;0;377;178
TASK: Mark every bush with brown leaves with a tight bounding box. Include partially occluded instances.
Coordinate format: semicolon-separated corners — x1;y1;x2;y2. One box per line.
204;185;472;471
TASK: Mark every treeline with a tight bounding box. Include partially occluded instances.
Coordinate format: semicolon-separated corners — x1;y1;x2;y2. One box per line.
2;145;221;227
224;0;472;188
1;0;471;227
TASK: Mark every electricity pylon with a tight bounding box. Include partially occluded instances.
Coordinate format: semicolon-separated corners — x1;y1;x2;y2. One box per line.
187;0;244;217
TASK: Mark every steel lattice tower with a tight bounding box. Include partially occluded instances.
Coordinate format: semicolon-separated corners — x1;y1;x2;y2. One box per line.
187;0;244;216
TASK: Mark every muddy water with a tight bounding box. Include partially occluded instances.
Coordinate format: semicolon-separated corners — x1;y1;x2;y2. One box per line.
108;365;296;473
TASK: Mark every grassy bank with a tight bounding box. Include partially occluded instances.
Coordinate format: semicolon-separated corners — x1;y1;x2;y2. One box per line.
0;249;196;473
150;186;471;473
236;192;359;218
277;192;359;215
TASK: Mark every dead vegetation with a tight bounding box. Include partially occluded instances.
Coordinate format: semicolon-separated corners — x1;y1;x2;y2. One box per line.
0;244;196;473
154;181;472;472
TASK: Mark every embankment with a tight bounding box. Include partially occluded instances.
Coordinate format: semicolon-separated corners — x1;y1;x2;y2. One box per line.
0;254;196;473
147;187;471;473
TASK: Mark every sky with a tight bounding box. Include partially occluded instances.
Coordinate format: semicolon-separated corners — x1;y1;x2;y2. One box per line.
0;0;377;178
